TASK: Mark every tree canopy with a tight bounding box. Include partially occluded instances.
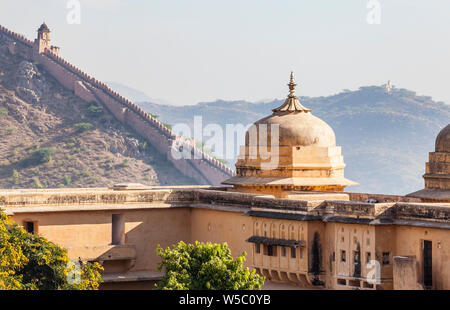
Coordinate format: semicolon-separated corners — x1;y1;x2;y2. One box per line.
0;210;103;290
156;241;265;290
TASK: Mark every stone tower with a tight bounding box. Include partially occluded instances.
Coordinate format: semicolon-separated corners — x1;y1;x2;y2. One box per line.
34;23;60;55
34;23;50;53
408;124;450;202
385;80;392;93
223;72;357;197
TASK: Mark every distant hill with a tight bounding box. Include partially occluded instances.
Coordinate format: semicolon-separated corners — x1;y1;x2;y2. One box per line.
107;82;173;106
137;87;450;195
0;37;196;189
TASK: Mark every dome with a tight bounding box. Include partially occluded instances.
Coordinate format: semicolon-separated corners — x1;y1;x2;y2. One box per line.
223;72;357;195
436;124;450;153
38;23;50;32
246;72;336;148
251;111;336;147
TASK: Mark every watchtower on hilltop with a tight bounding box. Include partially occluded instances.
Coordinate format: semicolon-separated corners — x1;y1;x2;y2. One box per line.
34;22;60;55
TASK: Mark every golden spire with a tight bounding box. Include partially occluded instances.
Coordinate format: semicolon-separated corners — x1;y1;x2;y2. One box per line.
272;71;311;113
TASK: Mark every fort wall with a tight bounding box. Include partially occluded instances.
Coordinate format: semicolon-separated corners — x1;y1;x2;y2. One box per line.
0;24;234;185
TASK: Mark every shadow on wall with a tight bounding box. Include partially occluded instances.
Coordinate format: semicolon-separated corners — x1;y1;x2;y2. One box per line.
31;207;192;274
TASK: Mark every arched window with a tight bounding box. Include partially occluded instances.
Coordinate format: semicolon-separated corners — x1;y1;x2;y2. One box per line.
299;224;304;240
271;223;277;238
280;224;286;239
289;225;296;240
254;221;260;236
263;222;268;237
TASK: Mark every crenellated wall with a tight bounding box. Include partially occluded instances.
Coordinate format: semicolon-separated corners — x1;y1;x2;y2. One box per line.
0;24;234;185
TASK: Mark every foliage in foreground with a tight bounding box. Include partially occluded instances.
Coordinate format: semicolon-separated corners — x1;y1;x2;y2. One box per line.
0;211;103;290
156;241;265;290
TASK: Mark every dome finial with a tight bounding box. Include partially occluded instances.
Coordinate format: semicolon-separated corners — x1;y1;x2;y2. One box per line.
288;71;297;98
272;71;311;113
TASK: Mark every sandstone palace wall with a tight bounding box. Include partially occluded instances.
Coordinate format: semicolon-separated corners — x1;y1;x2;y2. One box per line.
0;24;234;185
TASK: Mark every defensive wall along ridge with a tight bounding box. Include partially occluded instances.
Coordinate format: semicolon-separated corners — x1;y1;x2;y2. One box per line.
0;24;234;186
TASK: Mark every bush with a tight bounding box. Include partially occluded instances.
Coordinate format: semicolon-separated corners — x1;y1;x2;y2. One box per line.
82;169;91;177
0;107;7;118
87;102;103;116
138;141;148;152
156;241;265;290
63;175;72;186
119;159;129;168
73;123;93;134
27;148;55;165
0;211;103;290
11;170;19;185
32;177;44;189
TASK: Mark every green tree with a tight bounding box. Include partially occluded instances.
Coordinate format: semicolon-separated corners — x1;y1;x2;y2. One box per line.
156;241;265;290
0;211;103;290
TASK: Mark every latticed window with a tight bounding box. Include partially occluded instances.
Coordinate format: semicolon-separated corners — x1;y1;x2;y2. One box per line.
291;247;296;259
267;245;277;257
341;250;346;262
382;252;390;265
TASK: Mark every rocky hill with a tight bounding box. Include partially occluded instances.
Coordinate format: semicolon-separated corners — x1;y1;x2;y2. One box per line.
0;40;197;189
138;88;450;195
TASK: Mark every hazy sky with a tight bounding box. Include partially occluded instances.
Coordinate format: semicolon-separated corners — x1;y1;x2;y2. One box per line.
1;0;450;106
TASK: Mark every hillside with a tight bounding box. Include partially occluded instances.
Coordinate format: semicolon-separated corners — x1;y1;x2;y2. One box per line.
138;87;450;195
0;38;197;189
